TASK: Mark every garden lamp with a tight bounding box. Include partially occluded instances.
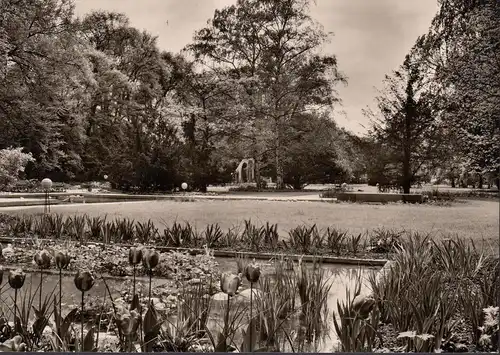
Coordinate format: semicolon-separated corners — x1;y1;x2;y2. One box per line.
41;178;53;213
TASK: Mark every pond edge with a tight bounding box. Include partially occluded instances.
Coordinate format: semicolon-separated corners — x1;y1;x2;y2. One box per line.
0;237;388;267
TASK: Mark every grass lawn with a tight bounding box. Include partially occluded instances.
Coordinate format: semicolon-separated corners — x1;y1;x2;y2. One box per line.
6;198;498;251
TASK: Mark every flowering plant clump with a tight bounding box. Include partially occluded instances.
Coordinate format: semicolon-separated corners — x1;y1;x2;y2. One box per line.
478;306;499;351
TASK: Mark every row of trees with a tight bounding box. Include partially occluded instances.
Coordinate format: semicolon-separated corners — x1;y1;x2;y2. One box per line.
1;0;497;192
1;0;365;192
365;0;499;192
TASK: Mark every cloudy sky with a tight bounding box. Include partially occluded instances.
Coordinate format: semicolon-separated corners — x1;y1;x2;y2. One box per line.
73;0;438;135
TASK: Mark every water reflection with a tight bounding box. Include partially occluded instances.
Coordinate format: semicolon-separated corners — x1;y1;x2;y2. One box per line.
0;258;380;353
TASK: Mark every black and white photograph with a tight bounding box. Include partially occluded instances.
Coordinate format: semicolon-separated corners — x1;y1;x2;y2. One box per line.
0;0;498;353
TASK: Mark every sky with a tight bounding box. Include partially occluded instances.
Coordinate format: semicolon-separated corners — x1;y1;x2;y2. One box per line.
73;0;438;135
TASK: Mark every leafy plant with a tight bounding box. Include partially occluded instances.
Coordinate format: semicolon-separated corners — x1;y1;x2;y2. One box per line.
14;283;57;350
116;218;135;243
47;214;65;240
204;223;224;248
135;220;158;244
101;221;117;245
87;216;105;242
66;215;86;243
262;222;280;250
222;225;241;248
333;277;381;352
33;216;51;239
295;260;332;342
162;222;195;247
287;225;317;254
369;228;403;253
178;282;212;337
51;305;78;351
324;227;348;255
240;220;265;252
347;233;365;255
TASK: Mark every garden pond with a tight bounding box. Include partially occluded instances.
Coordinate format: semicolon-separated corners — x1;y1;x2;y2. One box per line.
0;256;381;352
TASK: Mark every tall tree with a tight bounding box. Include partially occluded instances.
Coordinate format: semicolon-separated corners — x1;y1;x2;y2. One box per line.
80;11;182;189
173;63;240;191
366;54;446;193
282;112;354;189
186;0;346;189
0;0;91;179
415;0;500;188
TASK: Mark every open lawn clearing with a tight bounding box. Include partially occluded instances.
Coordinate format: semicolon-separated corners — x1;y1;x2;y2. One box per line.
4;199;498;248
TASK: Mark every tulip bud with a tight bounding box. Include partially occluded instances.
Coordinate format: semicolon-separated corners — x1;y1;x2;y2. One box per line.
128;247;143;266
34;249;51;269
142;249;159;270
220;273;241;297
55;251;71;270
352;294;375;318
8;269;26;289
245;264;261;283
74;270;95;292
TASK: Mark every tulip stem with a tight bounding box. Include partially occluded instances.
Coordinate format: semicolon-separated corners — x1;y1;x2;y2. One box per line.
132;265;136;298
224;295;230;342
81;291;85;350
39;268;43;311
250;282;253;352
148;271;152;304
13;289;17;333
59;268;62;324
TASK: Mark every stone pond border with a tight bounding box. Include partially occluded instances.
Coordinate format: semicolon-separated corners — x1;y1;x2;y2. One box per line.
0;236;388;268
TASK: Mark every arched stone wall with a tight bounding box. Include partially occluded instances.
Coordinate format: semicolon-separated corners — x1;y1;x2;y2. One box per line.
235;158;255;183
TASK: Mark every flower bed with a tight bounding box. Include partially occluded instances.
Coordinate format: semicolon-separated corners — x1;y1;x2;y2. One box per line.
0;213;411;261
0;213;497;353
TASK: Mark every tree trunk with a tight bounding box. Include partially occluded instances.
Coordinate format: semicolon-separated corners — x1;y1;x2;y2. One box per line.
477;175;483;189
254;155;261;190
451;178;456;188
402;152;411;194
275;119;284;190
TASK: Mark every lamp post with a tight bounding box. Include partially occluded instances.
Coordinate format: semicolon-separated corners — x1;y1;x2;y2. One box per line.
41;178;53;213
181;182;188;192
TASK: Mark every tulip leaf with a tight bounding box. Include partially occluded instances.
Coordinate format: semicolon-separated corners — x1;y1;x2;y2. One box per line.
130;294;140;311
143;301;161;337
33;315;49;339
53;296;61;333
61;308;79;341
241;317;258;352
214;331;227;352
143;332;157;353
83;326;96;352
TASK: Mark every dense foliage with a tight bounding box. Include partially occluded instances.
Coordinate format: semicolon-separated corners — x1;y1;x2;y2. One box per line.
0;0;359;191
1;0;497;192
366;0;499;191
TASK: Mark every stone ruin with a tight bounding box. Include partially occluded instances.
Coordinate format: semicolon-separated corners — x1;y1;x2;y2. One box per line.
234;158;255;183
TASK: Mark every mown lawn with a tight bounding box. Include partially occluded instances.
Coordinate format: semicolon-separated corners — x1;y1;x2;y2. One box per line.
6;198;498;251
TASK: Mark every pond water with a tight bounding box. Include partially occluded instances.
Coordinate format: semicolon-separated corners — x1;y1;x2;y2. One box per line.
0;258;381;352
216;257;380;352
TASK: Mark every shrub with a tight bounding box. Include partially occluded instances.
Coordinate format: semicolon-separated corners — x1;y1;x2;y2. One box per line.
0;147;35;190
369;228;403;254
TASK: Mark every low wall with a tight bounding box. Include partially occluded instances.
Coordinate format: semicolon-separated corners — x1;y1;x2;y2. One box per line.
337;192;424;203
